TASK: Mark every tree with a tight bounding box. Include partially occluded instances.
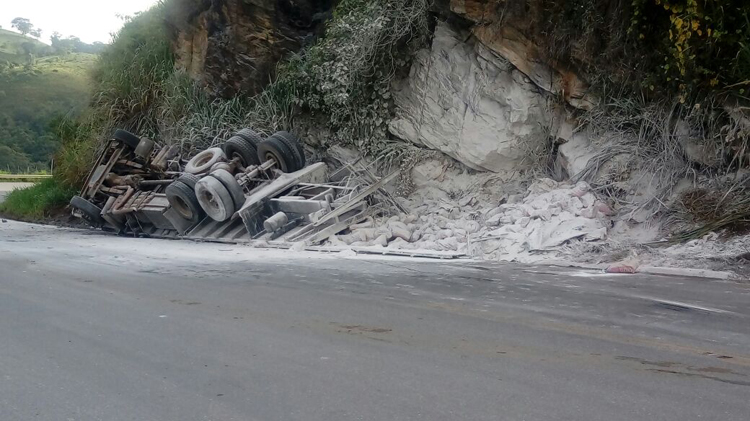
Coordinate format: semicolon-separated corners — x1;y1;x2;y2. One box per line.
50;32;69;54
29;28;42;39
11;18;33;36
20;42;36;56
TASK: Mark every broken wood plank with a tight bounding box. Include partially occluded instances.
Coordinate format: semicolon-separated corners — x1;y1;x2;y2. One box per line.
312;170;400;227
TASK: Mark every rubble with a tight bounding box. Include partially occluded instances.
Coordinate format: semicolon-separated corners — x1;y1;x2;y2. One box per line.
320;176;613;262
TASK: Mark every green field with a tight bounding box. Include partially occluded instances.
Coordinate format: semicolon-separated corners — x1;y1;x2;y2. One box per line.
0;28;96;173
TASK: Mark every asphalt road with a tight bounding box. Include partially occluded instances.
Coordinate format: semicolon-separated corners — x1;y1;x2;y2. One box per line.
1;221;749;421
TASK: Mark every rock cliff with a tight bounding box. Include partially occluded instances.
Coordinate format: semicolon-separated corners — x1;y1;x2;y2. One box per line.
164;0;613;180
389;22;551;173
390;0;598;174
168;0;333;97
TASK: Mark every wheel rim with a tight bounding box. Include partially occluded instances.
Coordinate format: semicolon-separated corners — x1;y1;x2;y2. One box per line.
264;151;284;170
72;201;101;224
231;151;245;165
199;190;220;213
195;153;212;167
173;196;194;219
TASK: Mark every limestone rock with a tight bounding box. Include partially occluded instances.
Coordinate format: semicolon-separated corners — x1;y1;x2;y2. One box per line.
390;22;551;173
557;132;597;178
674;119;722;168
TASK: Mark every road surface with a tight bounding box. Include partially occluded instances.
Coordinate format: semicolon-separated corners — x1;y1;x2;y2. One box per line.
1;220;748;420
0;182;33;204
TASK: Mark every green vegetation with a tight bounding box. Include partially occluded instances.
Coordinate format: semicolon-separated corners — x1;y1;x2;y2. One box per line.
51;33;106;55
89;4;174;139
0;178;77;219
630;0;750;98
538;0;750;98
0;26;99;218
0;52;96;172
10;17;42;39
272;0;430;158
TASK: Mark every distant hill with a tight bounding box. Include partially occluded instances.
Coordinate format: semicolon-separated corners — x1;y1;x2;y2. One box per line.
0;50;96;172
0;28;51;64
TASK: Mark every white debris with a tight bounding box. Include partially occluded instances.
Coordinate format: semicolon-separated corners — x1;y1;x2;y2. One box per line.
325;174;613;263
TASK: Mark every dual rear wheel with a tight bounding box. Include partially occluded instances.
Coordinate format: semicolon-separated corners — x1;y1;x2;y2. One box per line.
170;129;307;223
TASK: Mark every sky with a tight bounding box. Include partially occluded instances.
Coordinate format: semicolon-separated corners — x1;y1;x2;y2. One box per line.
1;0;160;44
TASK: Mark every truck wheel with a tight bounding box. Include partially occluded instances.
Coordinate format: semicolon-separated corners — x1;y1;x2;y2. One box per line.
113;129;140;150
185;147;226;174
223;136;260;167
195;175;235;222
235;128;263;146
210;169;245;210
270;131;305;169
257;137;298;173
166;181;204;224
70;195;104;225
176;173;201;190
134;137;155;160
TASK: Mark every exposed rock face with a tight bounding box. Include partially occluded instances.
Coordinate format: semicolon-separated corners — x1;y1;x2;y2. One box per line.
168;0;333;97
389;22;551;173
448;0;597;110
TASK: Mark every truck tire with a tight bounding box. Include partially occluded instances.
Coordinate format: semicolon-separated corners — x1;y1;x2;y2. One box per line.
70;195;104;225
176;173;201;190
166;180;204;224
257;136;298;173
223;135;260;167
134;137;155;160
270;131;305;169
210;169;245;210
235;128;263;146
195;175;235;222
185;147;226;174
113;129;140;150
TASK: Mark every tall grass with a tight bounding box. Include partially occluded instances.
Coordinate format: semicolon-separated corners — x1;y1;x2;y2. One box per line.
90;1;174;139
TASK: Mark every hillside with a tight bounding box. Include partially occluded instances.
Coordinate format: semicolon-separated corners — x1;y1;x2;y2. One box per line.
0;51;96;172
0;28;51;64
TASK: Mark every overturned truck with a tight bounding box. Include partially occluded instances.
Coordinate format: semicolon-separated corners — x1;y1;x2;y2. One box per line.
70;128;392;246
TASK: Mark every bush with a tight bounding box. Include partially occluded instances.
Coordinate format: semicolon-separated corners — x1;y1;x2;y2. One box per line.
630;0;750;99
52;116;98;187
537;0;750;98
272;0;431;158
